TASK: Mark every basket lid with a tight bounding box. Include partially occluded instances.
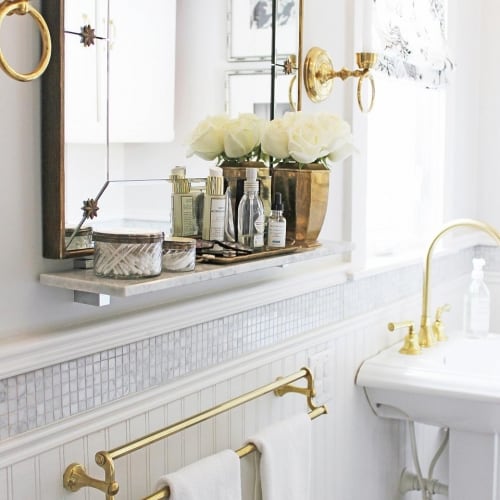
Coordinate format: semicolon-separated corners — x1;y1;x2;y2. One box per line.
93;229;163;244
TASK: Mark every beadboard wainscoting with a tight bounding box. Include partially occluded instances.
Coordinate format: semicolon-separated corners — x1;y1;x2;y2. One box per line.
1;305;414;500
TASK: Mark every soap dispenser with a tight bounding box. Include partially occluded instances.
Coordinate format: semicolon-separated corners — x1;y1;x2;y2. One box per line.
463;257;490;338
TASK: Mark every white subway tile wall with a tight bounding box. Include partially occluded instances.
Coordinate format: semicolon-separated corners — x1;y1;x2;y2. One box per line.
0;246;488;441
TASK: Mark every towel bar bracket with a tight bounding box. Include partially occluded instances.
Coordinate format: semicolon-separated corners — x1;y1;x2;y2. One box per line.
63;463;119;498
274;384;314;399
274;367;317;411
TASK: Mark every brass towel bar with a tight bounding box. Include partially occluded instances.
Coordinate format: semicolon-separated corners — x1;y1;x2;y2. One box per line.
0;0;51;81
63;366;328;500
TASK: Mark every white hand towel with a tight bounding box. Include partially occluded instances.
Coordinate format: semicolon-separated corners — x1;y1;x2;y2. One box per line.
155;449;242;500
248;412;312;500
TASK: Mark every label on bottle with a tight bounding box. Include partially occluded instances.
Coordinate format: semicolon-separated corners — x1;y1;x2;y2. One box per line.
268;219;286;248
207;196;226;240
253;214;264;248
172;194;194;236
469;296;490;333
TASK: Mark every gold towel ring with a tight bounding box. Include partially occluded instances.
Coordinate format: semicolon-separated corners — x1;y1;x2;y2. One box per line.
0;0;51;82
357;71;375;113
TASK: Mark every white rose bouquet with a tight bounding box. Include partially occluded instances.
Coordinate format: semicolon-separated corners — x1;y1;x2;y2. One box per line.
261;111;355;167
187;113;266;164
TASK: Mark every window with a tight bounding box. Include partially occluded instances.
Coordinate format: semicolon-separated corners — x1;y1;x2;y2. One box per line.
365;0;451;258
366;77;446;256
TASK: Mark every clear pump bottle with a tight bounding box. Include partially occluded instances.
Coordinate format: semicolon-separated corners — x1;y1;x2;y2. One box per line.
267;192;286;248
463;257;490;338
237;168;265;249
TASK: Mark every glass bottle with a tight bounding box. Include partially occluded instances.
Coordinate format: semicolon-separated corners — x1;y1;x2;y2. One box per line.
267;192;287;248
237;168;265;249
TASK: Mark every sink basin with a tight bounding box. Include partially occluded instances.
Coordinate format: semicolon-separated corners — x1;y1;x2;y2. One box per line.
356;334;500;432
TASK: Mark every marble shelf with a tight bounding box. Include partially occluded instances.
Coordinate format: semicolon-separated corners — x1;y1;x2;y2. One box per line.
40;241;351;306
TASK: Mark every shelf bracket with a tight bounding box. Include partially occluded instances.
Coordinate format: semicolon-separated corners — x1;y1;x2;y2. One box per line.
74;291;111;307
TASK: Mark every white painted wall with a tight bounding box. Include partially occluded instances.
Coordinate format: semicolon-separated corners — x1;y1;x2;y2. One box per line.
444;2;481;222
477;0;500;230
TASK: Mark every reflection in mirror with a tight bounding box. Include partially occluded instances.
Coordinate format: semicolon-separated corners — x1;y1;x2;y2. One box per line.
226;70;295;118
64;0;176;244
228;0;297;60
42;0;300;259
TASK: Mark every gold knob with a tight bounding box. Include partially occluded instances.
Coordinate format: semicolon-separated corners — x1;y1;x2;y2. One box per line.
433;304;451;341
388;321;421;355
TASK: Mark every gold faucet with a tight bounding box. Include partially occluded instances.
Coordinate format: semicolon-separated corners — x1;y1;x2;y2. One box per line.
418;218;500;347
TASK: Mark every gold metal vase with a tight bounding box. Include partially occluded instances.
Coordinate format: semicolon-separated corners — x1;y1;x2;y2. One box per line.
272;163;330;245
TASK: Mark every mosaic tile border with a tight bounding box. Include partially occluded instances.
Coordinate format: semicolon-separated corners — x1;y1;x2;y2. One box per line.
1;246;495;440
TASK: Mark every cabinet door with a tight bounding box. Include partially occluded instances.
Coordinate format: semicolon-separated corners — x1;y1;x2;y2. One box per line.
108;0;176;143
64;0;108;144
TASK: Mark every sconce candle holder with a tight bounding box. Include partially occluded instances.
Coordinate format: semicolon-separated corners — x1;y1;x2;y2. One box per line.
304;47;377;113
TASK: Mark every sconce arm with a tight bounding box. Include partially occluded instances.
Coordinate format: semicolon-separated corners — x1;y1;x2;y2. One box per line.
333;66;367;81
304;47;377;112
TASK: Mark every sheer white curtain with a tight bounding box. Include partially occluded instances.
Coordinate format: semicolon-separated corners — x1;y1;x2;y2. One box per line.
365;0;450;257
373;0;453;87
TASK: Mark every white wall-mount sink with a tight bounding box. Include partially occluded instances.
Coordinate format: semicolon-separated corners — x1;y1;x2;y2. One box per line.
356;334;500;499
356;335;500;433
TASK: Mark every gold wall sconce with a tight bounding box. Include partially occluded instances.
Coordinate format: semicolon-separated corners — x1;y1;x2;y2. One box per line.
304;47;377;113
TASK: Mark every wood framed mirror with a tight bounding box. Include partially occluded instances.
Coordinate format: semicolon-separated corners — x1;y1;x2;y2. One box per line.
41;0;302;259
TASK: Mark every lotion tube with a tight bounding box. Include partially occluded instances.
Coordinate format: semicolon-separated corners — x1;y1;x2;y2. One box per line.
202;167;226;241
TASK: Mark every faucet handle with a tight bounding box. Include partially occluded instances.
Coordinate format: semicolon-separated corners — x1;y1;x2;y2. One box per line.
433;304;451;341
388;321;421;355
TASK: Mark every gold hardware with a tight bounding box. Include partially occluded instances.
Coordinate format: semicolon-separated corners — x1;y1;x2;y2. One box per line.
0;0;51;81
419;219;500;348
388;321;421;355
288;74;298;111
418;316;437;348
433;304;451;341
274;366;318;410
275;54;298;111
63;367;327;500
303;47;377;112
63;463;119;497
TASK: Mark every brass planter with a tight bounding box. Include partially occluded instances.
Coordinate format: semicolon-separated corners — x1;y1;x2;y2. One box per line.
272;163;330;244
